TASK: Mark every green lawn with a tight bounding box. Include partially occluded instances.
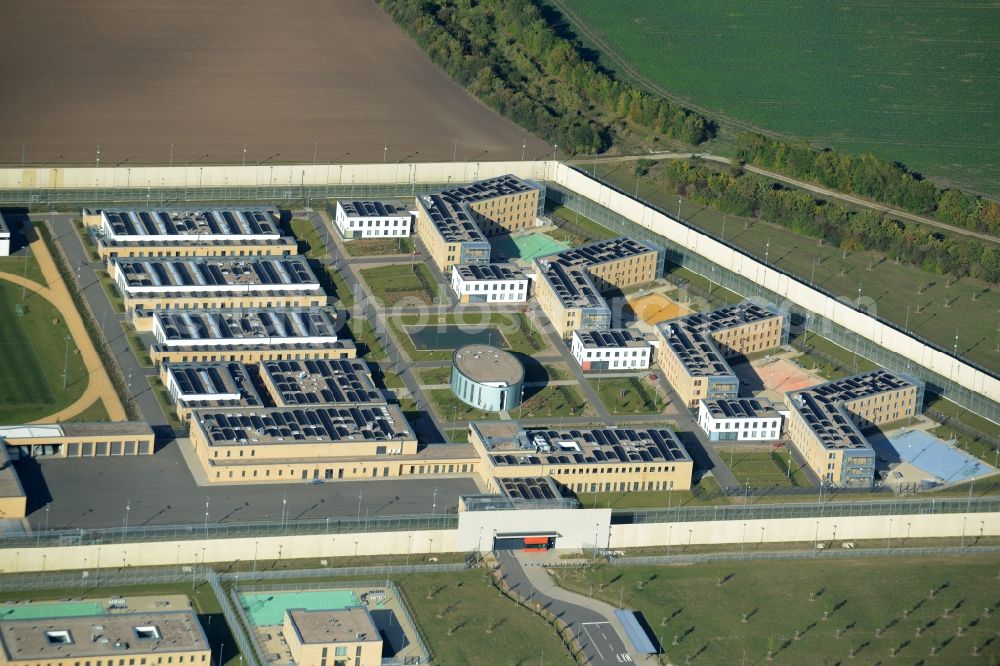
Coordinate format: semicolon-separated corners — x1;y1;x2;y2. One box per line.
416;366;452;385
554;554;1000;665
351;319;387;361
343;236;414;256
326;267;355;309
290;218;328;260
0;280;88;423
427;383;595;422
603;161;1000;373
594;376;664;414
0;251;45;286
560;0;1000;196
446;428;469;443
723;447;811;488
360;263;440;306
524;362;570;383
121;321;153;367
147;376;185;430
545;204;616;245
71;219;100;262
63;398;111;423
96;269;125;313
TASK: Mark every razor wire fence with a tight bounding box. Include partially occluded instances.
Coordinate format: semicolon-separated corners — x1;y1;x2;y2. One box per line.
610;544;1000;567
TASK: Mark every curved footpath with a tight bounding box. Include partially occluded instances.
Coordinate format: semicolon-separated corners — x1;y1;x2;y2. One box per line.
0;225;124;423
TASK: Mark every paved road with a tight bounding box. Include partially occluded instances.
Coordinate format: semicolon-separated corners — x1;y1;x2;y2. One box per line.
497;551;641;665
16;439;477;530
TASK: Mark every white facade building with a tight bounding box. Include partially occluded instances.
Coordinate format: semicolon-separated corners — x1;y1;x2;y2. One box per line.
697;398;783;442
335;199;412;239
0;212;10;256
451;263;529;303
570;329;652;371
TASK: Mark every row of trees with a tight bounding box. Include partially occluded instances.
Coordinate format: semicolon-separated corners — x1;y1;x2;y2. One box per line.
655;159;1000;284
377;0;710;155
736;133;1000;236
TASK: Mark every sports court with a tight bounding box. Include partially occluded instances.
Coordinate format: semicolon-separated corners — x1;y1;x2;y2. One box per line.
627;292;692;325
0;601;104;620
240;590;360;626
733;356;825;402
491;232;568;262
883;429;995;486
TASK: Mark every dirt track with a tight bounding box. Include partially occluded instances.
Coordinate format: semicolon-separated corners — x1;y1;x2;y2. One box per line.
0;0;548;166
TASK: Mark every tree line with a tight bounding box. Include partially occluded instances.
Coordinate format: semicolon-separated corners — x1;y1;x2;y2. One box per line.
648;159;1000;285
376;0;710;155
736;133;1000;237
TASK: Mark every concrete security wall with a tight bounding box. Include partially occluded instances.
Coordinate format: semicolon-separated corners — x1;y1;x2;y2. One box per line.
456;507;613;551
0;529;456;574
611;512;1000;549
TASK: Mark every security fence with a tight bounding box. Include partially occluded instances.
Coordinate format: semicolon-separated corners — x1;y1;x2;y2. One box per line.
209;571;263;666
612;495;1000;525
612;544;1000;566
546;174;1000;422
0;513;458;549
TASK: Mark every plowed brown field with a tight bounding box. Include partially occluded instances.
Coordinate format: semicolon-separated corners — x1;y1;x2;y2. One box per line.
0;0;547;166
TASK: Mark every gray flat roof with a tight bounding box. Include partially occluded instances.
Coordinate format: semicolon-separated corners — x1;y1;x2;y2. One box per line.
498;476;563;501
59;422;154;437
261;359;383;406
473;423;691;467
574;329;650;349
98;236;296;249
788;370;916;451
339;199;410;218
453;345;524;385
453;263;526;281
288;607;380;645
100;208;280;237
542;237;660;269
438;174;537;204
114;256;317;290
701;397;779;420
536;261;608;309
657;302;783;378
194;404;412;447
154;307;341;342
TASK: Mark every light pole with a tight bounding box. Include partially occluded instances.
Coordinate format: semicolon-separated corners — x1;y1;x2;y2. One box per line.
383;141;388;164
204;497;209;530
242;144;247;167
96;144;101;169
857;283;862;308
357;491;363;520
122;499;130;542
432;486;438;515
521;139;526;161
677;197;681;221
62;335;72;390
281;493;287;526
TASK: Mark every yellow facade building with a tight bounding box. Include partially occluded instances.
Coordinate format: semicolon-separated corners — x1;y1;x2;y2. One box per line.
284;608;382;666
656;302;786;408
786;369;921;487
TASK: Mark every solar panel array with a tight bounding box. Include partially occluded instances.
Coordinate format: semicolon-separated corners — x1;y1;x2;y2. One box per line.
103;209;279;237
262;359;382;406
168;362;261;407
340;199;409;218
576;329;647;349
438;175;535;205
486;427;690;467
704;398;777;419
156;308;339;342
419;194;488;243
538;261;607;309
454;263;526;282
196;405;410;446
498;476;561;501
116;256;315;290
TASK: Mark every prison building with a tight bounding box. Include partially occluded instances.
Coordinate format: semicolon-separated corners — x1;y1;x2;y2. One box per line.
655;302;786;408
436;174;540;236
469;422;694;494
785;369;922;487
149;307;356;365
189;404;423;482
334;199;412;239
534;238;663;338
0;422;155;460
96;235;298;261
0;212;10;256
111;255;325;313
260;359;384;407
697;398;783;442
284;607;383;666
0;609;209;666
414;193;491;273
161;362;263;421
571;329;653;371
83;207;282;241
0;446;26;518
450;263;529;304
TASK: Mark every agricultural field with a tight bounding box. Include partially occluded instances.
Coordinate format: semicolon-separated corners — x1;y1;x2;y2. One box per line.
0;280;88;423
0;0;546;165
554;555;1000;664
558;0;1000;196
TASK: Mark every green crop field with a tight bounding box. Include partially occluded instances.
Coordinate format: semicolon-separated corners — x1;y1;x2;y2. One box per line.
559;0;1000;196
0;281;88;423
555;554;1000;664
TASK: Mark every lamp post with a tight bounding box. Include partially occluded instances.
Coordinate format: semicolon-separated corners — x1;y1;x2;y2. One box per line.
357;491;363;520
122;499;131;542
62;335;72;389
204;497;209;530
432;486;438;515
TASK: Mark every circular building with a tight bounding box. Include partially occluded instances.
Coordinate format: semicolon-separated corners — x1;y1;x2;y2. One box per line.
451;344;524;412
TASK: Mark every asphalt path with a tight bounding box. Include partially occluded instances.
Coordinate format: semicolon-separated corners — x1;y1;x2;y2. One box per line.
497;551;634;665
16;439;477;530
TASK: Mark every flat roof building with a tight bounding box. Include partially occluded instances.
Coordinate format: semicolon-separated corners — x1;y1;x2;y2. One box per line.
86;207;282;241
260;359;383;406
0;212;10;257
0;422;155;459
96;235;298;261
334;199;412;239
450;263;529;303
161;361;263;420
786;369;921;487
534;238;662;338
0;609;209;666
189;404;418;483
415;175;540;272
655;301;786;408
469;422;693;494
285;607;382;666
451;345;525;413
571;329;653;371
697;398;782;442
